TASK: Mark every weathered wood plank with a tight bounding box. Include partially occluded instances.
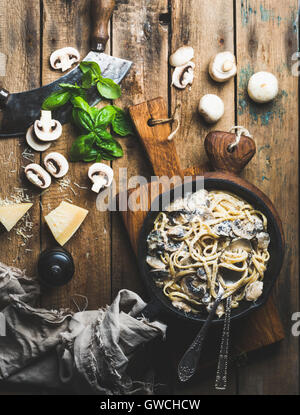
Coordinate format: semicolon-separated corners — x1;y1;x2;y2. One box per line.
0;0;40;277
111;0;169;298
40;0;111;310
236;0;299;395
170;0;237;395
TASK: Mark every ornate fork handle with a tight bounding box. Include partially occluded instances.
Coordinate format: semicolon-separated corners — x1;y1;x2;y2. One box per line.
178;289;224;383
215;295;232;390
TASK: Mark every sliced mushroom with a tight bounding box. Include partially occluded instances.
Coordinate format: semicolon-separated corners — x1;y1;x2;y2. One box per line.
185;190;210;211
88;163;114;193
256;232;270;250
209;51;237;83
198;94;224;124
146;256;166;270
232;219;256;240
167;226;186;239
227;238;252;252
147;230;167;254
172;300;192;313
172;61;195;89
26;125;51;152
50;47;80;72
247;71;278;103
25;163;51;189
44;152;69;178
34;111;62;142
181;276;206;300
245;281;263;301
169;46;194;67
196;267;207;281
213;220;233;237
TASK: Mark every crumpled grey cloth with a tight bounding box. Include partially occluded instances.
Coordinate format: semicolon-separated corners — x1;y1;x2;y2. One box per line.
0;262;167;394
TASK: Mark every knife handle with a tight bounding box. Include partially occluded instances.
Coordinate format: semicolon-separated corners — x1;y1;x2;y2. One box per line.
0;88;9;108
90;0;115;52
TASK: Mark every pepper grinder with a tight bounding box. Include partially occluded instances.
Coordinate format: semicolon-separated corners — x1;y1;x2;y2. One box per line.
38;247;75;287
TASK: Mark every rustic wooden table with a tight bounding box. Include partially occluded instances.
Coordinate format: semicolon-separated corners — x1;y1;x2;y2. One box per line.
0;0;299;395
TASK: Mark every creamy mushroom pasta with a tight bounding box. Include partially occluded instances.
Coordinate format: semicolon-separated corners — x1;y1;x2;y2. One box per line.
146;190;270;318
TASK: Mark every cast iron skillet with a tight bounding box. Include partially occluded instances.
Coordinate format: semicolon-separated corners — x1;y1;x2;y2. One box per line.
128;99;285;325
137;177;285;325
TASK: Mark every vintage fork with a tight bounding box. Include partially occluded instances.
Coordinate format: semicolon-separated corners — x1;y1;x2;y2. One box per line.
178;285;225;383
215;294;232;390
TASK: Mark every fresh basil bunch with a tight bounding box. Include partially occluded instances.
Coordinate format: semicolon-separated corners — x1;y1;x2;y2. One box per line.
41;61;133;162
69;97;133;162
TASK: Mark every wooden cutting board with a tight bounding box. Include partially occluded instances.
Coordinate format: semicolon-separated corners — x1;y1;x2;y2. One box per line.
119;97;284;367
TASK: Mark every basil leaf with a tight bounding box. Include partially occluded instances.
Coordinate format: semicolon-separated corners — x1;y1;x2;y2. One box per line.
111;107;133;136
97;78;121;100
59;83;86;99
81;70;98;89
42;90;71;110
94;128;113;140
71;96;92;114
69;133;97;162
72;108;94;132
96;136;123;158
80;61;102;78
94;105;116;128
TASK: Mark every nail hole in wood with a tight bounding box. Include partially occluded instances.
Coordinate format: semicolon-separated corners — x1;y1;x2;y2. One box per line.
227;145;236;153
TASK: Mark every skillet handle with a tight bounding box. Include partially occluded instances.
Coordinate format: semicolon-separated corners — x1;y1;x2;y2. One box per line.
136;298;162;322
204;131;256;175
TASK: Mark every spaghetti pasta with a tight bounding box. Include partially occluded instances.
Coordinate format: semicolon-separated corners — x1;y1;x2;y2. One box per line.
146;190;270;318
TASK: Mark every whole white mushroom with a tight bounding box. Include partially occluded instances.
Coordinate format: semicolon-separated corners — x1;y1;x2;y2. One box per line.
198;94;224;124
247;71;278;103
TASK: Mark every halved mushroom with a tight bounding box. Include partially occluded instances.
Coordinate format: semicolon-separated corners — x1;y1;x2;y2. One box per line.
169;46;194;67
26;125;51;152
34;111;62;142
209;51;237;83
245;281;263;302
25;163;51;189
44;152;69;178
172;61;195;89
146;256;166;270
50;47;80;72
227;238;252;252
181;275;206;300
88;163;114;193
167;226;186;239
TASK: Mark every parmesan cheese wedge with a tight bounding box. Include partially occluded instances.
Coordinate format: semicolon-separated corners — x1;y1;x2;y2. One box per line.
45;201;88;246
0;203;33;232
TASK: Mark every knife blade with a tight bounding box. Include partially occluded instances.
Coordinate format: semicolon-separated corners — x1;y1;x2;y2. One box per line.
0;0;132;138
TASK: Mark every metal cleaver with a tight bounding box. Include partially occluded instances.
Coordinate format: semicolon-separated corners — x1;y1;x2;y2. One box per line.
0;0;132;138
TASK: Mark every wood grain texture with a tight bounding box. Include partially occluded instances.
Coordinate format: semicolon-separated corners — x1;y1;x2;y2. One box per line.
205;131;256;174
170;0;236;171
111;0;169;298
0;0;40;277
40;0;111;310
236;0;299;395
